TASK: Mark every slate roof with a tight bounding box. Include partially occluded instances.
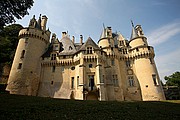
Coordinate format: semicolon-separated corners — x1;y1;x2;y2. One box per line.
59;36;77;55
78;37;100;51
130;27;138;40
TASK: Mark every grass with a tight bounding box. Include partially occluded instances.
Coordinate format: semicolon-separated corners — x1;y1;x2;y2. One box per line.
0;94;180;120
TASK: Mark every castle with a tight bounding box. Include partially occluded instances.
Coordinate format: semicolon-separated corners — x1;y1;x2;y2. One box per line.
6;15;165;101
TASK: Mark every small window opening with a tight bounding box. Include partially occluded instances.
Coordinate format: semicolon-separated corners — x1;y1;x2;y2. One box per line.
52;66;56;72
126;60;131;67
152;74;157;86
111;59;115;66
18;63;22;69
71;77;74;89
51;81;54;85
136;48;139;52
77;76;79;87
89;64;93;68
71;66;75;70
128;76;134;87
21;50;25;58
69;46;73;50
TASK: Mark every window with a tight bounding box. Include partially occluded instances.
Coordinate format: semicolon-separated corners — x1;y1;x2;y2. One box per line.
136;48;139;52
71;66;75;70
71;77;74;89
111;59;115;66
77;76;79;87
128;76;134;87
63;56;66;59
69;46;73;50
52;66;56;72
51;54;56;60
87;47;93;54
120;41;124;46
17;63;22;69
152;74;157;86
113;75;118;86
88;75;94;91
89;64;93;68
21;50;25;58
61;67;64;72
126;60;131;67
54;45;59;51
51;81;54;85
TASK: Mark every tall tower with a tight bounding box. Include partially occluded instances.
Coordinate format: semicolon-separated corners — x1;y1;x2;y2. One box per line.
129;23;165;101
6;15;51;96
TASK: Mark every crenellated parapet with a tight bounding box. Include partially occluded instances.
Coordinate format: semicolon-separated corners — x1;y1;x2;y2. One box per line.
19;28;50;44
41;59;80;67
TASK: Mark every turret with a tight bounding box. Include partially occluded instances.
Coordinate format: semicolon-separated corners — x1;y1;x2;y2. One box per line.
6;15;51;96
129;22;165;101
98;25;114;48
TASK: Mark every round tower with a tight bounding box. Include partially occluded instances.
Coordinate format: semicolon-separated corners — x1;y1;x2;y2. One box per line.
6;15;51;96
129;24;165;101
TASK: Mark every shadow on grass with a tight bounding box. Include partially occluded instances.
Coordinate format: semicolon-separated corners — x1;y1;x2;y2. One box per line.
0;94;180;120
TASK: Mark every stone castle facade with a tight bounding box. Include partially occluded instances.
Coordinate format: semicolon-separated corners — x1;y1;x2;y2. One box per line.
6;15;165;101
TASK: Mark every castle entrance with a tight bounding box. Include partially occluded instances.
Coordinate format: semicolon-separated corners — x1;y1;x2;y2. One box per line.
88;75;94;91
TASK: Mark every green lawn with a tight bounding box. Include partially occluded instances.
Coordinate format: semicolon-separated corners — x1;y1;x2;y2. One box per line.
0;94;180;120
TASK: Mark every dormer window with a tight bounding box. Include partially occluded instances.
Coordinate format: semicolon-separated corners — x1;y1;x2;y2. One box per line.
87;47;93;54
51;53;56;60
53;44;59;51
69;46;73;50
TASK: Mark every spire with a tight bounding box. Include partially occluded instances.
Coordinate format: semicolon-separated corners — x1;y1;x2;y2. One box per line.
130;20;138;40
100;24;106;39
36;14;41;30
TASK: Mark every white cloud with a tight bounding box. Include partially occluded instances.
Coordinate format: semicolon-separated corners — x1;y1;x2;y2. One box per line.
147;21;180;46
155;48;180;83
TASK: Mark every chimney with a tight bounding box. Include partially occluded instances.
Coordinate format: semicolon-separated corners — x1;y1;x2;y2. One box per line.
72;36;75;43
80;35;83;44
62;32;67;38
41;15;48;31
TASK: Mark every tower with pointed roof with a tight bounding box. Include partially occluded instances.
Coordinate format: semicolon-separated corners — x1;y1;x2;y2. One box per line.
6;16;165;101
6;15;51;95
128;22;165;100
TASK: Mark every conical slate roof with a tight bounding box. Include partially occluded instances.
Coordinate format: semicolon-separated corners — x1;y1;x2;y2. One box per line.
100;27;106;39
130;27;138;40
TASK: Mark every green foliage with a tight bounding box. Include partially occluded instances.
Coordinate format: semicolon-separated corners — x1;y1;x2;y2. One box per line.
0;0;34;29
165;71;180;87
0;24;23;65
0;94;180;120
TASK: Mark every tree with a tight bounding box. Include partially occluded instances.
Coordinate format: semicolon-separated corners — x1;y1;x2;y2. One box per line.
0;0;34;29
165;71;180;87
0;24;23;75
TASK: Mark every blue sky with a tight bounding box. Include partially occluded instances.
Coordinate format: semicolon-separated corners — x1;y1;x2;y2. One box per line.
15;0;180;83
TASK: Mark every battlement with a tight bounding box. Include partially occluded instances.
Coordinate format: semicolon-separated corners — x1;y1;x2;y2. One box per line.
19;28;51;44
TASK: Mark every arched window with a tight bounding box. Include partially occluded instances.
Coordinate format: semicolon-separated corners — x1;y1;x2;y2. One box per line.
21;50;25;58
69;46;73;50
